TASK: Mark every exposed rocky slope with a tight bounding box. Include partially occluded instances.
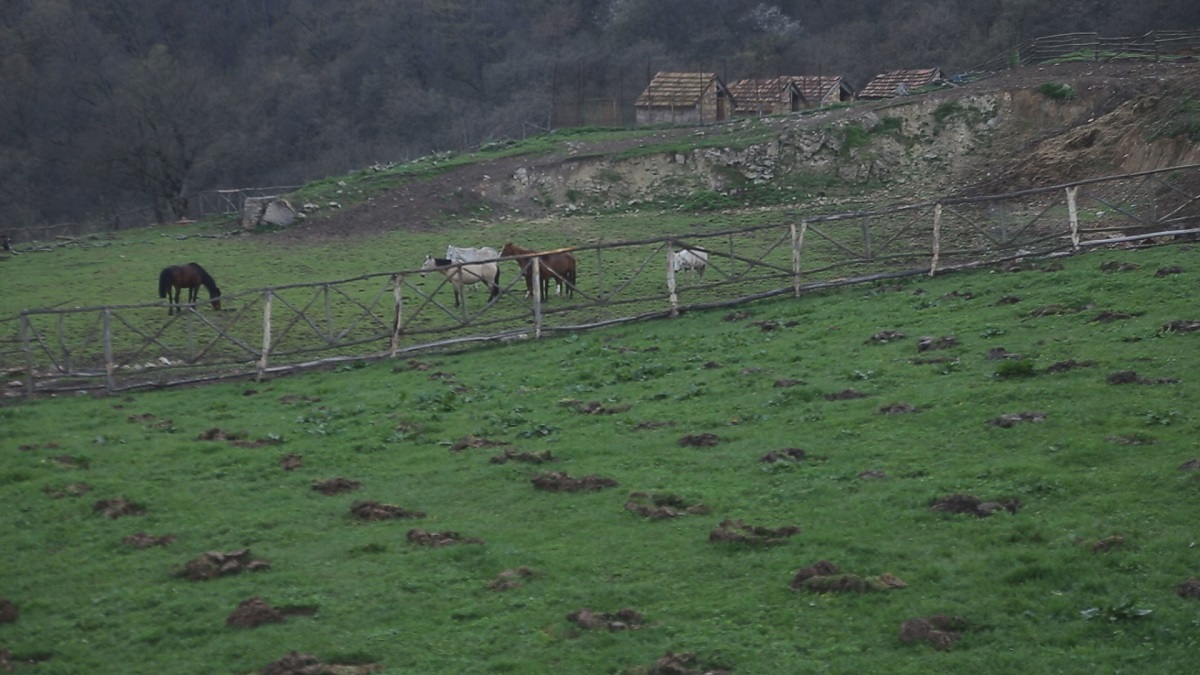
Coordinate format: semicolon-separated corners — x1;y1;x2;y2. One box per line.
284;60;1200;241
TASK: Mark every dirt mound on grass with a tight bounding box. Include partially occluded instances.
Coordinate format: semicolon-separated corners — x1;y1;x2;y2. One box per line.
44;482;92;498
259;651;381;675
878;402;920;415
566;607;646;631
624;492;710;519
0;598;17;623
1177;577;1200;599
790;560;907;593
488;567;537;591
312;477;362;495
1045;359;1095;373
708;518;799;545
52;455;89;469
561;399;632;415
489;448;554;464
227;597;285;629
448;435;507;452
93;498;145;518
1161;320;1200;333
531;471;617;492
931;493;1021;517
644;651;731;675
1107;370;1180;385
824;388;868;400
180;549;271;580
350;501;425;521
987;411;1046;427
122;532;176;549
196;427;282;448
899;614;969;651
759;448;807;463
677;433;719;447
406;528;483;547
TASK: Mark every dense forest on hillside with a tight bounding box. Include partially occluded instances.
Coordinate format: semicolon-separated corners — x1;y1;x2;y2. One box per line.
1;0;1196;229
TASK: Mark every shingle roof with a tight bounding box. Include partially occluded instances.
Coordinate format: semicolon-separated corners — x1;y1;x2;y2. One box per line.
789;75;850;104
727;78;799;112
857;68;944;99
636;72;723;108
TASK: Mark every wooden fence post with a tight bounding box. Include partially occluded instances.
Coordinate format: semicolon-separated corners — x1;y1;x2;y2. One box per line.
102;309;114;393
595;245;604;300
929;203;942;277
791;221;806;297
1067;186;1080;248
532;257;543;339
257;290;272;382
186;306;195;361
58;314;70;374
861;215;873;259
20;312;33;395
390;274;404;358
323;284;332;340
666;240;678;317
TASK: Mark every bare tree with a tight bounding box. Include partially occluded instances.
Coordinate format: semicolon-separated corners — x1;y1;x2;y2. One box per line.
88;45;231;222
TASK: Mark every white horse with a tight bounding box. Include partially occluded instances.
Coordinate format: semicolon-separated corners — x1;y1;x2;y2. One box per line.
671;247;708;279
420;255;501;307
446;245;499;293
446;244;499;263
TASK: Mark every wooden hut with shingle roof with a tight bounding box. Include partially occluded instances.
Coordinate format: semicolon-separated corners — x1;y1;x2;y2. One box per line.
789;75;855;107
728;78;805;116
635;72;735;125
856;68;946;100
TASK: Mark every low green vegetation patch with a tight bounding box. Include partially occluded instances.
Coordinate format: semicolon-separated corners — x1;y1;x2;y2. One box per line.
616;120;778;161
1037;81;1077;102
1152;94;1200;143
3;242;1199;673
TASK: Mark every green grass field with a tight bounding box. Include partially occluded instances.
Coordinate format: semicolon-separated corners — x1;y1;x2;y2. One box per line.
3;234;1199;673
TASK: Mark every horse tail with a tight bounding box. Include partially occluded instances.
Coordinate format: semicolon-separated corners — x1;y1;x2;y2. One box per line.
158;268;171;298
490;267;501;300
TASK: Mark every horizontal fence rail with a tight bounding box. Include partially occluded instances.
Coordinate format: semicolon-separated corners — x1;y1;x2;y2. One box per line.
963;29;1200;80
3;165;1198;394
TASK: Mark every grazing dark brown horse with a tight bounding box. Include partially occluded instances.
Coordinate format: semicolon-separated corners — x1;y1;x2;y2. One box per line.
500;242;576;299
158;262;222;315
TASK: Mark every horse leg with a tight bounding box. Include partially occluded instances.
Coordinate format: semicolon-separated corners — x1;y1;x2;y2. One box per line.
522;263;533;298
490;269;500;301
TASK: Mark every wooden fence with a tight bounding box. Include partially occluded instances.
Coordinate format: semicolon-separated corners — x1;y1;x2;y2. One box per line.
965;30;1200;79
5;164;1199;395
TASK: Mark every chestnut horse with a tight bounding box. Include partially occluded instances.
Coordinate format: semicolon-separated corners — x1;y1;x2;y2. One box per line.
500;242;576;299
158;262;222;315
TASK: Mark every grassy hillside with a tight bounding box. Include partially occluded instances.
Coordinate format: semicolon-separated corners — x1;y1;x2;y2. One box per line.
3;63;1200;673
3;240;1199;673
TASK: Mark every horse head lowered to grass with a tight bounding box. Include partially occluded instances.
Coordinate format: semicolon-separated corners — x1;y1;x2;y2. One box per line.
158;262;221;315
